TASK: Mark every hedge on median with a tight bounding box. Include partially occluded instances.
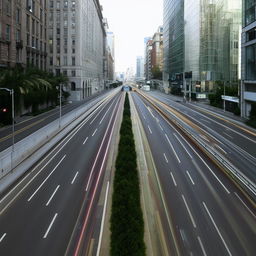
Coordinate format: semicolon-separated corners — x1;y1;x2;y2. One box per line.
110;93;145;256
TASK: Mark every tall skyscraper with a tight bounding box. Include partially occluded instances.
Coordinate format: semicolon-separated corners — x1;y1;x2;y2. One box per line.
136;56;144;80
163;0;242;98
48;0;106;101
163;0;184;91
241;0;256;118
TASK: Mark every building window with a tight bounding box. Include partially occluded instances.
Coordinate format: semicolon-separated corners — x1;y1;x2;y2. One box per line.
245;2;256;26
63;70;67;76
50;57;53;66
6;25;11;41
6;0;11;15
246;28;256;42
72;57;75;66
71;82;76;91
16;8;21;24
71;70;76;76
26;15;30;32
56;57;60;66
63;56;67;65
27;34;30;46
16;30;21;41
56;1;60;9
246;43;256;80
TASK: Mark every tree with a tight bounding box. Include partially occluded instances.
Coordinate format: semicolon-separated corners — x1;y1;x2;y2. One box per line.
151;66;162;80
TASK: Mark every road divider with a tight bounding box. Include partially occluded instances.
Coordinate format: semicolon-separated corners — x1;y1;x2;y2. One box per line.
110;93;145;255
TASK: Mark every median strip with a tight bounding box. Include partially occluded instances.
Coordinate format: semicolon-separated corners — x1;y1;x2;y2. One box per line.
110;93;145;255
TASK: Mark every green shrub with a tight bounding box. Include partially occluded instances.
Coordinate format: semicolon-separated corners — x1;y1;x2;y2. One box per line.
110;93;145;256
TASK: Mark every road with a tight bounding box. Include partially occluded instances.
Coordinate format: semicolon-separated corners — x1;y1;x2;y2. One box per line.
131;91;256;256
148;91;256;183
0;90;123;256
0;90;112;152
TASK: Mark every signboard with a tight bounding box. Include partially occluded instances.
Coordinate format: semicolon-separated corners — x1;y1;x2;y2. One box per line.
196;93;207;99
221;95;239;103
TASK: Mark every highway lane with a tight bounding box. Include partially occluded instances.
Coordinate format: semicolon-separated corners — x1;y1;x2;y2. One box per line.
143;91;256;185
0;89;112;152
148;91;256;157
132;92;256;256
0;90;123;256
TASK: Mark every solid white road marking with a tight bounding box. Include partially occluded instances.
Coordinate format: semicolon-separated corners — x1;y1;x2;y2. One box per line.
147;106;155;118
83;137;88;145
182;139;230;194
223;132;233;139
159;124;164;131
215;144;227;154
170;172;177;187
71;172;79;185
200;134;210;142
90;103;106;124
165;134;181;163
148;125;152;134
99;98;116;124
198;236;207;256
182;195;197;228
173;133;192;158
0;93;115;215
46;185;60;206
186;171;195;185
43;213;58;239
143;114;146;120
92;128;98;137
0;233;6;243
234;192;256;219
200;118;211;124
203;202;232;256
28;155;66;202
96;181;110;256
163;153;168;163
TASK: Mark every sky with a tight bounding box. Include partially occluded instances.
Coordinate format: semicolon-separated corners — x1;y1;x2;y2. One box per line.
100;0;163;73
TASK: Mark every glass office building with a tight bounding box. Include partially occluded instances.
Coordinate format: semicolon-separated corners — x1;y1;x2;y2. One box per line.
163;0;184;92
163;0;242;98
241;0;256;117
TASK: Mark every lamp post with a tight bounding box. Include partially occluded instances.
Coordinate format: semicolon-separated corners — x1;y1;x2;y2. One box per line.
59;83;62;128
223;81;226;112
0;88;14;170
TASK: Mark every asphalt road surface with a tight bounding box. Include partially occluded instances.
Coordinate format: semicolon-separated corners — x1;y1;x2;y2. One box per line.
0;90;123;256
132;91;256;256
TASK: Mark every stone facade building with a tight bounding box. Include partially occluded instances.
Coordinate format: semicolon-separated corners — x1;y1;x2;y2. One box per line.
0;0;48;69
48;0;107;101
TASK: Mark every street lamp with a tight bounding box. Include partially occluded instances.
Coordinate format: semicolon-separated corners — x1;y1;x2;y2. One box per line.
223;81;226;112
59;83;63;128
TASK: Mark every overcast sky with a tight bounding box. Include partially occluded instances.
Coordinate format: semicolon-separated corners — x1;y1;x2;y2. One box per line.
100;0;163;73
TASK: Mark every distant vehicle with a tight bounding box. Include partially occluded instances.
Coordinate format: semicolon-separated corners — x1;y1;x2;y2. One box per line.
121;85;131;92
141;85;150;91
